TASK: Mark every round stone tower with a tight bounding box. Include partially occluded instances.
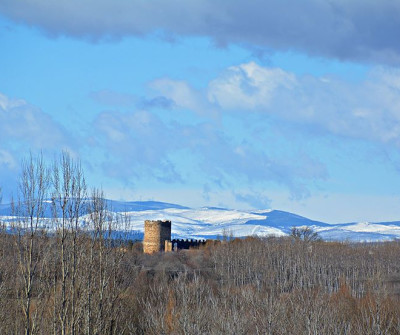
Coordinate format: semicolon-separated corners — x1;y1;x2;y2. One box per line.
143;220;172;254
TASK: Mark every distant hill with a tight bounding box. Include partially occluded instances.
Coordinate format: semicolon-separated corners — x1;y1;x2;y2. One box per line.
1;199;400;242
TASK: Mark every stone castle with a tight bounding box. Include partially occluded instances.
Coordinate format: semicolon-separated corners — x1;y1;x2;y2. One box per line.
143;220;206;254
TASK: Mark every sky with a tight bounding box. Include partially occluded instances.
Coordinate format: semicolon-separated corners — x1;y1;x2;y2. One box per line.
1;0;400;223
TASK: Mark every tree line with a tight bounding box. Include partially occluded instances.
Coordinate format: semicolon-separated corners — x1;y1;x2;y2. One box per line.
0;153;400;334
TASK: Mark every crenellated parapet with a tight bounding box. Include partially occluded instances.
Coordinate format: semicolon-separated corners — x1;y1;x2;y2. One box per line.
171;238;207;251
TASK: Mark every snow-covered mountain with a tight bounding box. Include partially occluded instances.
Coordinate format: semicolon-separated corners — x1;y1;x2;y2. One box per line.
1;200;400;242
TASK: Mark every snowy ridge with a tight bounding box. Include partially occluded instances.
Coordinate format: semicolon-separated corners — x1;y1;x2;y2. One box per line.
1;200;400;242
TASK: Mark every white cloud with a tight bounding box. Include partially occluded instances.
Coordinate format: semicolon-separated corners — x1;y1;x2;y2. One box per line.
150;79;199;111
208;62;296;109
204;63;400;146
149;78;218;117
0;92;78;197
0;92;74;150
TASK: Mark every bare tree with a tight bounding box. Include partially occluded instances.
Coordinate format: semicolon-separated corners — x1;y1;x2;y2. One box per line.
0;186;3;231
51;151;87;335
291;226;321;242
13;153;50;335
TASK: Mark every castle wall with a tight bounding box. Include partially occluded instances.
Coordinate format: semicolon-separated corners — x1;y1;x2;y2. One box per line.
143;220;171;254
143;220;207;254
171;239;207;251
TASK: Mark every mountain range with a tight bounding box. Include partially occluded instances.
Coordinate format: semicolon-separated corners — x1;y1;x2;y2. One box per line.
1;200;400;242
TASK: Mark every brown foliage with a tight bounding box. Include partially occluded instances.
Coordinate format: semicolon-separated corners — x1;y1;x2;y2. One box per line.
1;233;400;334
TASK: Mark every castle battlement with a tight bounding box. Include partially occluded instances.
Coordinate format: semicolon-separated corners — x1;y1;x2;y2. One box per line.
143;220;206;254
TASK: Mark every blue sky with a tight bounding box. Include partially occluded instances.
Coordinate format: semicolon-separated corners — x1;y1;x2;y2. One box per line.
1;0;400;222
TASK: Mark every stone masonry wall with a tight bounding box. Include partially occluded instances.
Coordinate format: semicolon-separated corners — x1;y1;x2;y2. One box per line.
143;220;172;254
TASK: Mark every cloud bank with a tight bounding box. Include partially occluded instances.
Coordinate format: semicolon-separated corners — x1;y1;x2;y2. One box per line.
153;62;400;147
1;0;400;64
3;61;400;207
0;93;73;150
87;62;400;204
92;109;327;200
0;93;76;197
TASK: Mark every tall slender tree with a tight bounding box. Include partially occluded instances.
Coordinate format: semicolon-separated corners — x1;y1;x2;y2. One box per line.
13;153;50;335
51;151;87;335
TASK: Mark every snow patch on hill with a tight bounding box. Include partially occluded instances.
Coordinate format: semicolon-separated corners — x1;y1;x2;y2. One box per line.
1;200;400;241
